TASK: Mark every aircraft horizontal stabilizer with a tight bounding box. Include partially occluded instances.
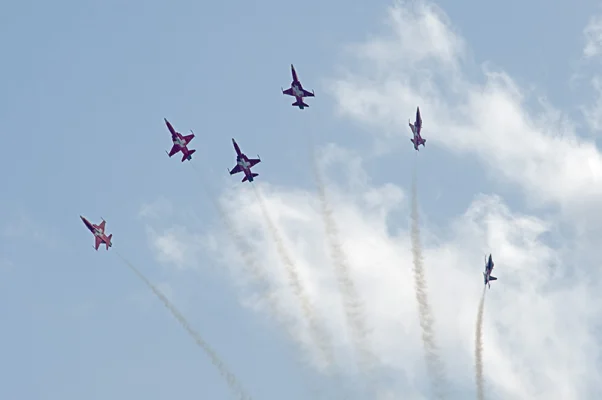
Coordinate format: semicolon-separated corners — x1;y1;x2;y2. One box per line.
292;100;309;108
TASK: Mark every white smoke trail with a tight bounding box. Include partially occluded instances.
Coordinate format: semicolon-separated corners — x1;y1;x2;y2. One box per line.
308;143;378;378
189;165;329;399
251;184;336;372
115;251;252;400
410;165;447;399
475;288;486;400
191;165;270;289
190;166;317;350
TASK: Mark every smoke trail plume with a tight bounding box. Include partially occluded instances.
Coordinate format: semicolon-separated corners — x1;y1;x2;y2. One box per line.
251;184;336;371
190;164;266;284
475;288;486;400
308;145;378;376
190;165;310;343
191;164;268;283
410;167;447;399
189;165;330;398
115;251;252;400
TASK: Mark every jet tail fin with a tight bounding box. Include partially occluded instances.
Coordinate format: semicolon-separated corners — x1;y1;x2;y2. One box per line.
242;173;259;183
181;149;196;162
292;100;309;109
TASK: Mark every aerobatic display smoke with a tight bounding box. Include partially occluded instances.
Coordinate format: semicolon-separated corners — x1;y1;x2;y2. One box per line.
475;288;486;400
190;165;317;353
115;251;252;400
190;166;336;400
190;165;270;288
203;189;301;337
410;165;447;399
251;184;336;371
309;143;378;378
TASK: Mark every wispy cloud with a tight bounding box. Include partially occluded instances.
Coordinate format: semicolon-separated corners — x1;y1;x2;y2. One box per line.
576;12;602;135
584;15;602;59
144;225;208;270
329;2;602;217
208;159;595;399
582;75;602;132
138;197;174;219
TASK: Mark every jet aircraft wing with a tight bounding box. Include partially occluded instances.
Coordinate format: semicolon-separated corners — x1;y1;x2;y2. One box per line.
183;133;194;145
168;144;179;157
229;164;242;175
302;89;315;97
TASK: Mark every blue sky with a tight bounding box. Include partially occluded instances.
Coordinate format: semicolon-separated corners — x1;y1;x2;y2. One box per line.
3;0;602;399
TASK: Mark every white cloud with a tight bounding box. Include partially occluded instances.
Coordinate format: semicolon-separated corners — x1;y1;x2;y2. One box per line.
145;225;208;270
144;144;601;398
584;15;602;59
141;1;602;398
575;14;602;136
582;75;602;133
203;159;597;399
139;197;174;219
329;2;602;217
348;1;465;72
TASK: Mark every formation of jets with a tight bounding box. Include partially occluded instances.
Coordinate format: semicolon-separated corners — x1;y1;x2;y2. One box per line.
80;64;498;286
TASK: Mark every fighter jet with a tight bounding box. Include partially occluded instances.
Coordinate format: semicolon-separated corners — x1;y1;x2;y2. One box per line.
409;107;426;151
164;118;196;162
483;254;497;288
80;216;113;250
281;64;315;109
228;138;261;183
